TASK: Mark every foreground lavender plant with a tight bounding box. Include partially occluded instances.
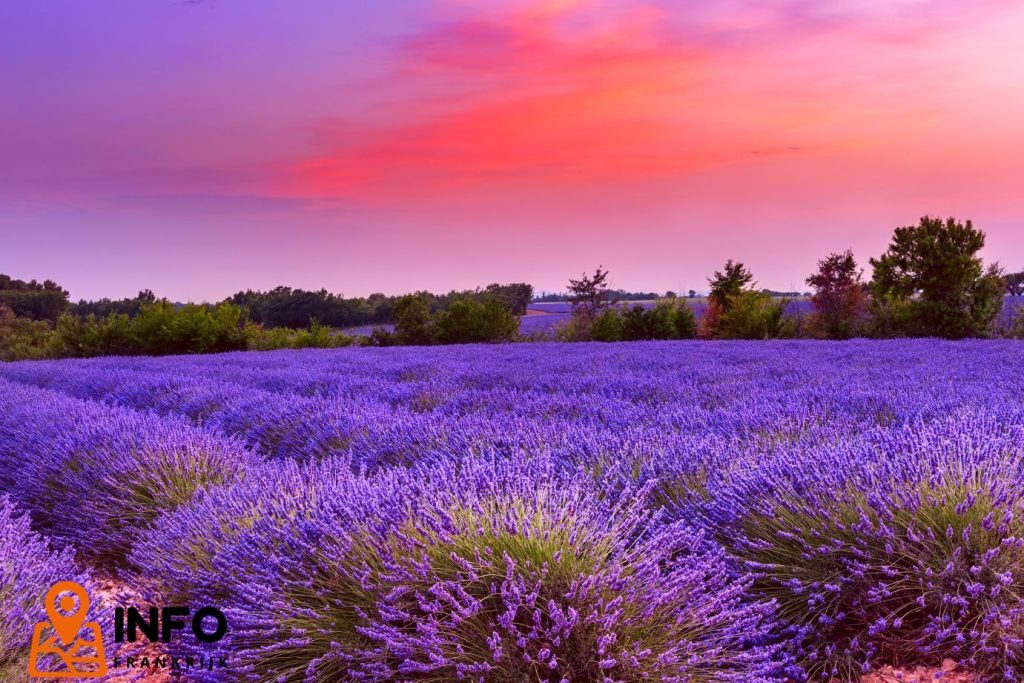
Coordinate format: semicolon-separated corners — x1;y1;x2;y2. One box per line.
0;496;98;679
185;455;783;682
723;416;1024;680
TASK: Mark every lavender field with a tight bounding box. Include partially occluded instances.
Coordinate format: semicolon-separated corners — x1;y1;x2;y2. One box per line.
3;341;1024;682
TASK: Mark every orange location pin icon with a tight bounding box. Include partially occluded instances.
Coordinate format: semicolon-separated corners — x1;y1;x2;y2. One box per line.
46;581;89;645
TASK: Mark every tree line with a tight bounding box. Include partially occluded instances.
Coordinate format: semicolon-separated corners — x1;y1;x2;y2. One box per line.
561;216;1021;342
2;216;1023;360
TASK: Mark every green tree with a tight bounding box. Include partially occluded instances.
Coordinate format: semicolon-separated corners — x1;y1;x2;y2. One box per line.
707;260;754;311
393;294;435;345
590;308;624;342
482;283;534;316
50;302;248;357
869;216;1004;339
672;301;698;339
72;290;157;318
621;306;650;340
567;267;615;322
621;302;677;341
715;291;790;340
435;297;519;344
806;250;868;339
701;260;756;338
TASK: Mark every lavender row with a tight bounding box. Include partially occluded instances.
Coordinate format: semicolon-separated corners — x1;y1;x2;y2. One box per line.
0;378;254;566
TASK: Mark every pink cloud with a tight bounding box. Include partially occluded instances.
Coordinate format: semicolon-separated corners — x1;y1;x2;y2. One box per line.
287;0;1023;202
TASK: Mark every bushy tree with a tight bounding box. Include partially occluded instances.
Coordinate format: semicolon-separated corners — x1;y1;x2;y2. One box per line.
806;250;868;339
481;283;534;316
587;300;696;343
393;294;435;345
673;300;698;339
715;291;790;340
701;260;759;338
707;260;753;311
870;216;1004;339
622;302;675;341
130;302;248;355
435;297;519;344
72;289;157;318
590;308;624;342
226;282;532;330
567;267;615;321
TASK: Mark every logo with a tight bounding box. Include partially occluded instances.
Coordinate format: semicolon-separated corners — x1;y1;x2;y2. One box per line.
28;581;231;678
28;581;107;678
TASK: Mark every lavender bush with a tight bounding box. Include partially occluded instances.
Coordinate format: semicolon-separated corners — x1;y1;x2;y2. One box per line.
176;455;782;682
0;496;97;679
0;379;255;566
711;415;1024;679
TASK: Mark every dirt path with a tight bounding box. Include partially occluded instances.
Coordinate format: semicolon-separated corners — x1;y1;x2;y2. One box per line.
94;576;175;683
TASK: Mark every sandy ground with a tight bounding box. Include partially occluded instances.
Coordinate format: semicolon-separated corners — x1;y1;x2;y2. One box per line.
852;660;976;683
94;576;175;683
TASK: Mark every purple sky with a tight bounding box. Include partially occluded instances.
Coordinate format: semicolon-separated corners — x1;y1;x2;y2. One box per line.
2;0;1022;301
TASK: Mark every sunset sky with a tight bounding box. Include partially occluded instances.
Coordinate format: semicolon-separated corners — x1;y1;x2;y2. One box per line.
2;0;1022;301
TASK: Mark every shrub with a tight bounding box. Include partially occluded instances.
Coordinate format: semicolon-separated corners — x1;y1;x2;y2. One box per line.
130;301;248;354
591;301;695;342
0;303;54;361
52;311;135;357
51;301;249;357
673;299;698;339
621;302;674;340
0;497;100;679
590;307;624;341
435;297;519;344
555;313;596;342
715;291;789;339
363;326;396;346
207;455;782;682
245;319;354;350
